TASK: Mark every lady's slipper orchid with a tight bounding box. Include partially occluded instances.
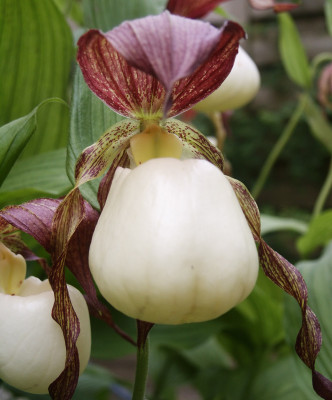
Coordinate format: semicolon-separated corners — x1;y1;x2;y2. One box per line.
0;8;330;400
194;46;260;113
89;158;259;324
74;11;332;399
0;242;91;394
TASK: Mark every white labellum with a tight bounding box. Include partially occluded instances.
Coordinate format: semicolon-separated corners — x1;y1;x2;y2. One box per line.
89;158;259;324
0;277;91;394
194;46;260;113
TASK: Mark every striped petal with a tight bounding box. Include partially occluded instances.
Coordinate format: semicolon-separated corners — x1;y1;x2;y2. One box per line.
77;30;165;120
77;12;245;119
227;177;332;400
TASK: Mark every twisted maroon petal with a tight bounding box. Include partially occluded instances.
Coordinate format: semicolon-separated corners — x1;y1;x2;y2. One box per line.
228;177;332;399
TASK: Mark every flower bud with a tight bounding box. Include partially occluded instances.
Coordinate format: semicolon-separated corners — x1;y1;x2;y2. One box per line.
194;47;260;113
89;158;259;324
0;244;91;394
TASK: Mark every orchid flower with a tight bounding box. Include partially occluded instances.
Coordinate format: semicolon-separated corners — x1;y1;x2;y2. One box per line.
76;11;332;400
0;242;91;394
0;9;331;400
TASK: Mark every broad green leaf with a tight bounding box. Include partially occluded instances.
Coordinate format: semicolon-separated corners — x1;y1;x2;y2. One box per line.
297;210;332;257
303;95;332;154
0;148;72;208
261;214;308;236
151;318;224;349
325;0;332;36
0;109;36;187
68;68;125;208
278;13;311;89
284;243;332;398
249;356;319;400
82;0;168;30
0;98;67;188
0;0;73;156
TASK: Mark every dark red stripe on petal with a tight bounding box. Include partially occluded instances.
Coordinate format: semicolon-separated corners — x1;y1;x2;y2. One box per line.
229;177;332;400
0;198;60;252
167;0;229;19
164;119;224;170
97;149;130;210
74;119;139;185
77;30;164;119
169;20;246;117
106;12;222;95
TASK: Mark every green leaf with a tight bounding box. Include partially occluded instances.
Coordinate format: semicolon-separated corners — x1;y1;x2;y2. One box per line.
284;243;332;398
297;210;332;257
68;68;125;209
277;13;312;89
82;0;168;30
0;148;72;208
0;0;73;156
0;109;36;187
325;0;332;36
249;356;318;400
0;98;67;188
303;95;332;154
261;214;308;236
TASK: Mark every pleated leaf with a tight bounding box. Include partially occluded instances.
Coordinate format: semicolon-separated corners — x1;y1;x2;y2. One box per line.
0;148;72;208
0;98;67;188
82;0;168;31
297;210;332;257
0;0;73;155
278;12;312;89
285;243;332;399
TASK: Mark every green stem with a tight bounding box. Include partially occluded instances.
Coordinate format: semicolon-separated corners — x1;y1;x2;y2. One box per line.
132;321;153;400
251;94;308;200
312;157;332;218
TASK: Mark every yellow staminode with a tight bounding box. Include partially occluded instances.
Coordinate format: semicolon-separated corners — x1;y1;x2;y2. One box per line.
130;123;182;165
0;242;26;295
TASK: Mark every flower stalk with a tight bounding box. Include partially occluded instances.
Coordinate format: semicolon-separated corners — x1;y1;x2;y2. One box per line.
251;94;308;199
132;337;150;400
312;157;332;217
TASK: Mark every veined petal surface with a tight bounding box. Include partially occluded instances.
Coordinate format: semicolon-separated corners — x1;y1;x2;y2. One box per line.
105;11;221;93
228;177;332;400
168;20;245;116
77;30;165;120
164;119;224;170
79;12;245;118
167;0;229;19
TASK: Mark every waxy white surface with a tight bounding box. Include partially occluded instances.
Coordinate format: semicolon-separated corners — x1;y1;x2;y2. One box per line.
89;158;259;324
0;277;91;394
194;47;260;113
